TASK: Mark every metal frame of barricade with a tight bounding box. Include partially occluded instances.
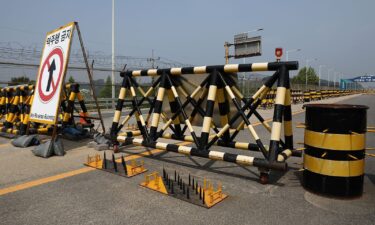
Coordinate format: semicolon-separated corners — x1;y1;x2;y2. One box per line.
109;61;304;183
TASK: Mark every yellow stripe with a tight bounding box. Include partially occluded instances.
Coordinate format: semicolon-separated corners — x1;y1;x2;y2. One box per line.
0;142;192;197
305;130;365;151
304;154;364;177
0;167;95;196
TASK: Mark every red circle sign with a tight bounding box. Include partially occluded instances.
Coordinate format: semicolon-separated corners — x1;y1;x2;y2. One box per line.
38;48;64;103
275;48;283;58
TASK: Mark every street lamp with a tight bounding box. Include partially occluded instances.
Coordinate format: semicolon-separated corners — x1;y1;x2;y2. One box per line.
305;58;317;89
333;72;339;89
327;68;334;88
286;48;301;61
318;65;325;88
111;0;116;108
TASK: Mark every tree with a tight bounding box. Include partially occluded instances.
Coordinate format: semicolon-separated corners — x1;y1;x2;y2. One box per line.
68;76;75;83
9;76;34;85
291;67;319;85
99;75;112;98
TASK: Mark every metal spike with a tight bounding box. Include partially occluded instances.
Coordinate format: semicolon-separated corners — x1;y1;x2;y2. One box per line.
112;154;117;172
202;189;205;205
103;151;107;169
174;170;177;181
189;174;191;186
121;155;127;175
187;187;190;199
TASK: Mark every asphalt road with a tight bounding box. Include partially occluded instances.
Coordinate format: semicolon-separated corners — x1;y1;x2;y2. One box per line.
0;94;374;225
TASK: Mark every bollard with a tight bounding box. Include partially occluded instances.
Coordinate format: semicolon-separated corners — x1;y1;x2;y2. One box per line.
303;104;368;197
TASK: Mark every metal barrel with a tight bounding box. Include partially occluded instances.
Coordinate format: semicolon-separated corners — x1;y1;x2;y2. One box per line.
303;104;368;197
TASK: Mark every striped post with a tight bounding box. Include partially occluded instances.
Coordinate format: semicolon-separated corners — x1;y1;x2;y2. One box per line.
283;69;293;150
216;79;231;142
149;73;167;140
200;71;218;149
268;66;288;162
110;76;129;140
125;76;150;141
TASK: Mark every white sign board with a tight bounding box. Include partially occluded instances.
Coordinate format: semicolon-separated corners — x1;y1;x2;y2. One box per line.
30;22;75;124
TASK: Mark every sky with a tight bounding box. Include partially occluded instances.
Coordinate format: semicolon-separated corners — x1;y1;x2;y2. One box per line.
0;0;374;82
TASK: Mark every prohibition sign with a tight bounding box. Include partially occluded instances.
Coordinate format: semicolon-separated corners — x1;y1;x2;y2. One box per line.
38;47;64;102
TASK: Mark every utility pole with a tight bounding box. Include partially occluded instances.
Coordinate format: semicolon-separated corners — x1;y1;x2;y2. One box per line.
111;0;116;109
318;65;325;88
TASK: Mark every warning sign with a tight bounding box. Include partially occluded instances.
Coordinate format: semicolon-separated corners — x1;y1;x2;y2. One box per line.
30;22;75;124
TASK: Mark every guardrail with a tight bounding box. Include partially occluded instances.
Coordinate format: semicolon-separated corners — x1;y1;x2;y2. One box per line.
81;98;150;111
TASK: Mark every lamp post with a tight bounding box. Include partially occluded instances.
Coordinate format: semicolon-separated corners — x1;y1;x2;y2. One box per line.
305;58;317;90
286;48;301;61
327;68;334;88
333;72;339;89
111;0;115;109
318;65;325;88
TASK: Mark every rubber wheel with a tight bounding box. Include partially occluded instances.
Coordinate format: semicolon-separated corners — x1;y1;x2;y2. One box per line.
259;172;269;184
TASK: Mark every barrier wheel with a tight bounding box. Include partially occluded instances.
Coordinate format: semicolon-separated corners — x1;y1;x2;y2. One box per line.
259;172;269;184
113;145;119;153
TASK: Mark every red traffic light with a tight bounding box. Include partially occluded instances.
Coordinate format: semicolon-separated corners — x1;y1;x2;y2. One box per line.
275;48;283;58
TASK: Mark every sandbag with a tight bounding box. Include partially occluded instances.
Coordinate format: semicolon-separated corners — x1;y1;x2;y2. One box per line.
11;135;40;148
93;133;110;145
31;138;65;158
32;140;54;158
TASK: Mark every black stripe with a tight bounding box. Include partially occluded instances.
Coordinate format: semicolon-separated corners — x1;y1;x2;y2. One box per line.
305;105;368;134
304;145;365;160
190;148;209;158
283;106;292;121
205;100;215;117
303;169;363;197
273;104;284;122
223;153;237;163
181;67;194;74
166;144;179;153
238;64;252;72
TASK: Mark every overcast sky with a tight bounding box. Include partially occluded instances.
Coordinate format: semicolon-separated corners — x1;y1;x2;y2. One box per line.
0;0;374;81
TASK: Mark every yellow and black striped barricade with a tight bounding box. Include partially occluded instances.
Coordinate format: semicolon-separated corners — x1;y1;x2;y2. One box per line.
303;91;310;102
111;62;301;183
303;104;368;197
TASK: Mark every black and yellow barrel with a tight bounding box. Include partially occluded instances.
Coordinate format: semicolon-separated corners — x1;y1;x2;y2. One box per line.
303;104;368;197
